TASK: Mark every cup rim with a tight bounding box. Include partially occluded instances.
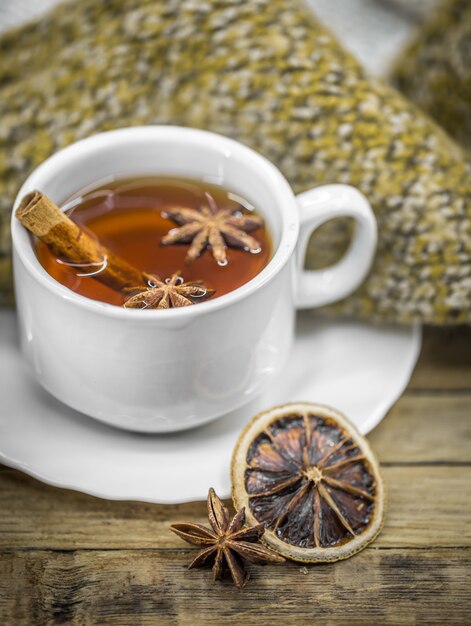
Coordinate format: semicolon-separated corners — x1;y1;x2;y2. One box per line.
11;126;299;319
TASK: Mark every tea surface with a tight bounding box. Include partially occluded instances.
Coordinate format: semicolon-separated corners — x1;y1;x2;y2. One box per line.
36;177;272;306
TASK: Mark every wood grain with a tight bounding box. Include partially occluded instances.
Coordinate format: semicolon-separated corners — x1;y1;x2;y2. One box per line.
1;327;470;624
1;548;469;625
370;394;471;463
0;465;469;551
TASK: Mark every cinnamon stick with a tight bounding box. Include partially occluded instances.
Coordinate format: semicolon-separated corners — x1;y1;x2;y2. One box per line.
16;191;149;293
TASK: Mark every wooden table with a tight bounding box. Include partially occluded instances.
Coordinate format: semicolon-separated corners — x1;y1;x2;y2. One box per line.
1;327;470;625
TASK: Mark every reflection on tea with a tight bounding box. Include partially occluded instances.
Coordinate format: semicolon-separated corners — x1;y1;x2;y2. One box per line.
36;177;272;307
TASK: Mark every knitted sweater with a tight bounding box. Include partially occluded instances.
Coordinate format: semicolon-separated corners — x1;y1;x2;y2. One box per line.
1;0;470;323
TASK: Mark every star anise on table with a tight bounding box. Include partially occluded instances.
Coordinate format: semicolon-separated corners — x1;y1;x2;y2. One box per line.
123;272;214;309
161;200;264;265
170;488;285;588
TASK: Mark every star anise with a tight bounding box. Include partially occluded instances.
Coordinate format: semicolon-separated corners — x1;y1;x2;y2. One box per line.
123;272;214;309
161;200;264;265
170;488;285;588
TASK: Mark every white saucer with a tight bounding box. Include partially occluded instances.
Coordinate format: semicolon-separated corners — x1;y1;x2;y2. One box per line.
0;309;421;503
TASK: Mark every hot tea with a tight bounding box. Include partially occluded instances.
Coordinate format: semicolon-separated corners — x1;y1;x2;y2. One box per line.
36;177;272;307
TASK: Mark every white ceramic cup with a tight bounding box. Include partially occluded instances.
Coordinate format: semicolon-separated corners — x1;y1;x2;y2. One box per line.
12;126;377;432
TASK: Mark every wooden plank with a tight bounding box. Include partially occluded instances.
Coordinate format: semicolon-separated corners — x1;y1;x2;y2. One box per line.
409;327;471;391
0;331;469;625
0;466;469;550
379;466;471;548
0;548;469;625
369;393;471;463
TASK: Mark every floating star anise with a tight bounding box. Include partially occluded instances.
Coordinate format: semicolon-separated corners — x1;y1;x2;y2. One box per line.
170;488;285;588
124;272;214;309
161;200;264;265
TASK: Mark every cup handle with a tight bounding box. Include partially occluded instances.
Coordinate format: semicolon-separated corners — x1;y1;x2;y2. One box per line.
295;184;377;309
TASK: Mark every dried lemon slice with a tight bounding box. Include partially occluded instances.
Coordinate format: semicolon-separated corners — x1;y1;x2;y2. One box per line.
231;403;385;562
